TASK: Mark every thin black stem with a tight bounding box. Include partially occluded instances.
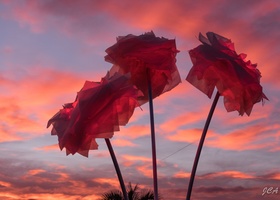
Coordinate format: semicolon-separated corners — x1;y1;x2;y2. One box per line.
147;69;159;200
186;91;220;200
105;138;129;200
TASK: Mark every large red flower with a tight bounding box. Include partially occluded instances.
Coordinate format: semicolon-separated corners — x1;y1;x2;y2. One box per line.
47;72;140;157
105;31;181;104
186;32;268;116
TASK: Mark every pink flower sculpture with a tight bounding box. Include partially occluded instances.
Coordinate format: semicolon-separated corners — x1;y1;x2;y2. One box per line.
186;32;268;116
105;31;181;104
47;72;140;157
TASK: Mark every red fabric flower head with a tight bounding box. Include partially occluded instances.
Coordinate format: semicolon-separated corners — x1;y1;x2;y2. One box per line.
186;32;268;116
47;72;140;157
105;31;181;104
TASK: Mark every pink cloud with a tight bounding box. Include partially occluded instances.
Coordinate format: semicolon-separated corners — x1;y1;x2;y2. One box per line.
0;159;121;199
3;0;278;87
92;150;110;158
120;154;154;178
0;125;22;143
26;169;46;176
2;1;128;46
36;144;58;151
0;155;278;200
1;193;100;200
0;181;11;188
136;165;153;178
122;154;151;163
0;46;13;54
0;66;91;142
269;173;280;180
104;1;278;85
167;128;217;143
173;171;191;178
216;103;273;126
111;138;137;147
207;124;277;151
117;125;150;139
11;1;45;33
93;177;120;188
160;110;207;133
166;122;278;151
200;171;255;180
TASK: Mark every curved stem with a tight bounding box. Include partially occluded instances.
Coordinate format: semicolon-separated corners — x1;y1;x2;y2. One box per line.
147;69;159;200
105;138;129;200
186;91;220;200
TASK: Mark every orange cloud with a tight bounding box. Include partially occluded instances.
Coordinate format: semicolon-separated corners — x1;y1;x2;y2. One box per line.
160;111;206;133
10;1;45;33
270;173;280;180
120;154;166;177
4;0;278;86
0;192;20;200
136;165;153;178
118;125;150;139
121;154;151;167
36;144;58;151
166;122;277;151
215;103;272;127
173;171;191;179
27;169;46;176
167;128;217;143
15;67;87;107
122;155;151;162
103;1;278;85
201;171;255;179
103;1;207;38
14;193;99;200
0;125;22;143
0;97;42;140
111;138;137;147
0;66;91;142
91;150;110;158
0;181;11;188
207;124;275;151
94;177;120;188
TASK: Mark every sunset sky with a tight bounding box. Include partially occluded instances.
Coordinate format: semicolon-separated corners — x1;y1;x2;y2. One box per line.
0;0;280;200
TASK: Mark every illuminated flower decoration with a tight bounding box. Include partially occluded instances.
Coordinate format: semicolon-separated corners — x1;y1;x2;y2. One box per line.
105;32;181;199
186;32;268;116
105;31;181;104
47;72;140;157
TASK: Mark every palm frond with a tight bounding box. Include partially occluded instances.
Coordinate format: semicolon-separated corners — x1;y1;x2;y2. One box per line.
101;190;123;200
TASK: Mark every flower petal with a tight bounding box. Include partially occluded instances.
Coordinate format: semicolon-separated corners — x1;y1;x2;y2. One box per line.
187;32;268;116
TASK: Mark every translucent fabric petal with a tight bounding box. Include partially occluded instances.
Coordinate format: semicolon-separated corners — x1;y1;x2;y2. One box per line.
47;72;140;157
105;31;181;105
186;32;268;116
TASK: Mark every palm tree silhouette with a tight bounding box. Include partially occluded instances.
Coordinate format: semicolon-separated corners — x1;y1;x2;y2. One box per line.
100;182;157;200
